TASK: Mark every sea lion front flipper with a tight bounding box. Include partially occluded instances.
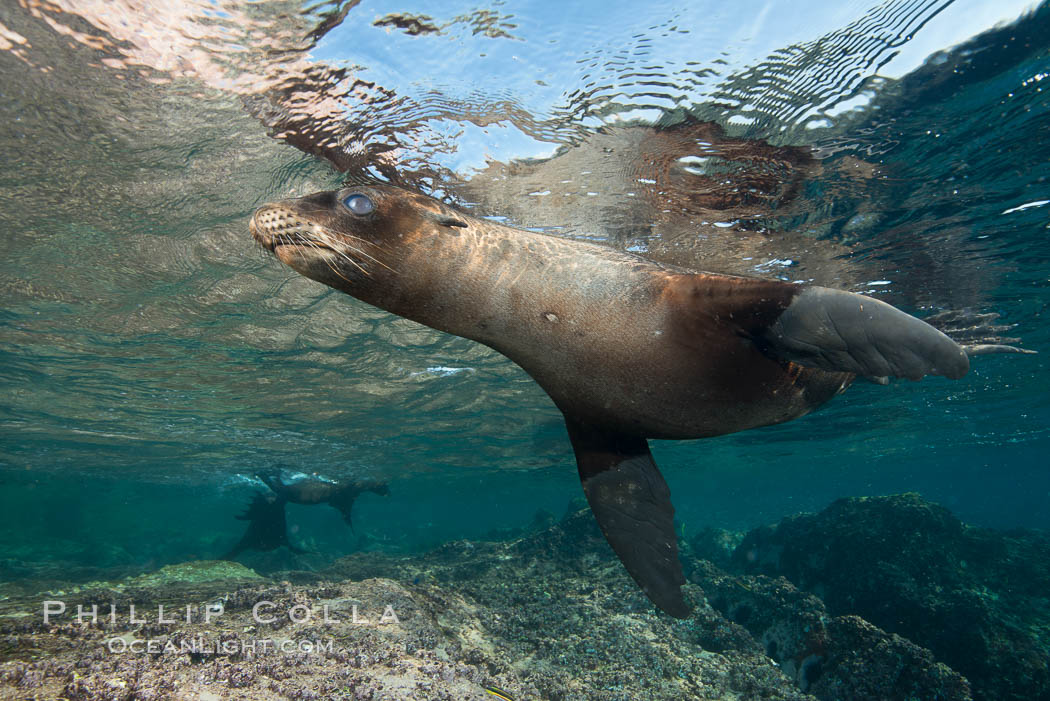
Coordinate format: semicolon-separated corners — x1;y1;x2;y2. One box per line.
764;286;970;381
565;417;690;618
329;480;391;531
328;495;359;532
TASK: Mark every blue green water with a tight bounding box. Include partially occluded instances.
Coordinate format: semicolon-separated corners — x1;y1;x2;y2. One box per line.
1;0;1049;583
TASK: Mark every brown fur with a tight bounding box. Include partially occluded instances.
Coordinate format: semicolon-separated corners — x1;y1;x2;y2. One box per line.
250;183;853;440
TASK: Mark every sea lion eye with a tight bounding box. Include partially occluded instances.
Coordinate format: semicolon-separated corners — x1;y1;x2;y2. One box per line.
341;193;374;215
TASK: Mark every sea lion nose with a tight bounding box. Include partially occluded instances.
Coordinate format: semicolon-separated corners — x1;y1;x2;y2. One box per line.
249;207;278;251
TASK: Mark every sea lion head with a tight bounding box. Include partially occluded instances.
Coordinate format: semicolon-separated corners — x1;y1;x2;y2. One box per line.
249;183;468;294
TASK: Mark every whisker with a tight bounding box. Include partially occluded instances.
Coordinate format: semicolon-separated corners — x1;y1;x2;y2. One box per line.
316;239;372;279
329;240;397;274
347;246;398;274
312;230;398;275
305;239;365;283
258;209;400;277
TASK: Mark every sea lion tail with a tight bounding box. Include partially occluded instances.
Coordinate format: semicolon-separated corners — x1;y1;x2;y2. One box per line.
763;287;970;381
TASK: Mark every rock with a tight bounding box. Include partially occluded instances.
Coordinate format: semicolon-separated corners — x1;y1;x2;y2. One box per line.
0;514;810;701
732;493;1050;701
695;560;971;701
1;495;1038;701
688;526;745;570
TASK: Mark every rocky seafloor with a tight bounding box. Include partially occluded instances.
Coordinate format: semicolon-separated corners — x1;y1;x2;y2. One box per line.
0;493;1047;700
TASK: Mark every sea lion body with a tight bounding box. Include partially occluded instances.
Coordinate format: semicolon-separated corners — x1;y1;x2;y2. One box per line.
455;236;853;439
256;468;390;528
252;187;858;439
250;183;968;617
258;469;339;504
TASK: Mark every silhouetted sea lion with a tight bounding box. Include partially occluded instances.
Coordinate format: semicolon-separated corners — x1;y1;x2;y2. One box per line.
257;467;390;528
224;471;389;559
223;493;306;559
249;182;971;617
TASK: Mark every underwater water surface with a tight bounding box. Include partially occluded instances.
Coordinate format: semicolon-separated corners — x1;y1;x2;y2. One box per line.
0;0;1048;599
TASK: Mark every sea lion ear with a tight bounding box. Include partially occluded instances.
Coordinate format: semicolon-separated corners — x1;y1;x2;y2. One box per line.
565;416;691;618
431;212;469;228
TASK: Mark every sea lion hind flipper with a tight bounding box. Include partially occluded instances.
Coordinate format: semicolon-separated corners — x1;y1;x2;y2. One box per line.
565;418;691;618
922;308;1037;357
224;493;296;557
763;286;970;381
255;468;284;494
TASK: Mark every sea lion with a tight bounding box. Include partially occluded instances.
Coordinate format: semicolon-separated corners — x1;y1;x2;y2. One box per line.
249;182;969;617
224;470;389;560
256;467;390;528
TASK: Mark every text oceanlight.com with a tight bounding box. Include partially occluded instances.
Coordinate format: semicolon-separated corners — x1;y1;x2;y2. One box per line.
106;637;334;655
